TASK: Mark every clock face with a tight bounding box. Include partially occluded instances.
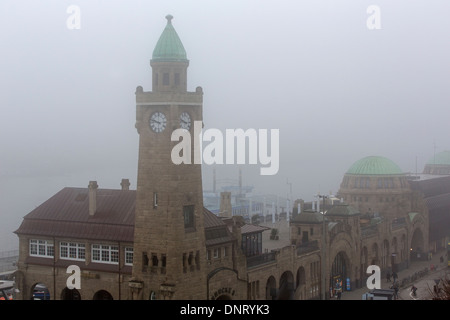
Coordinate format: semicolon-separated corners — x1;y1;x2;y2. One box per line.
149;112;167;133
180;112;191;130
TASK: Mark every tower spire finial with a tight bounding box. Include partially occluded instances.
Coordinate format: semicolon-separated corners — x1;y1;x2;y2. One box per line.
166;14;173;23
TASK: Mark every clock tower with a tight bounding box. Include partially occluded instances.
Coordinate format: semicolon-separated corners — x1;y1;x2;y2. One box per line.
130;15;206;300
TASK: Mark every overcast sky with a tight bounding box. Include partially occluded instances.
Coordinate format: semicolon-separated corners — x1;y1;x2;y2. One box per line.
1;0;449;250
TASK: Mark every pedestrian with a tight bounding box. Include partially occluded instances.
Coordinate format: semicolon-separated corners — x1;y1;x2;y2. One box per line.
386;271;391;282
391;283;399;300
337;290;341;300
411;285;417;297
392;271;398;282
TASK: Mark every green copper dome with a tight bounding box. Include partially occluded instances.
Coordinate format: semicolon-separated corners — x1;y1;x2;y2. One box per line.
152;15;188;62
426;150;450;165
346;156;403;175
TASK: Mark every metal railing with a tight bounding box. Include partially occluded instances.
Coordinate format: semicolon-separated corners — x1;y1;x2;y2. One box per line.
246;252;276;268
296;240;319;255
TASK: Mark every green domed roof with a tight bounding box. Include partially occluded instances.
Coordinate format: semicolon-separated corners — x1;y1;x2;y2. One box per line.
152;15;187;62
346;156;403;175
426;150;450;165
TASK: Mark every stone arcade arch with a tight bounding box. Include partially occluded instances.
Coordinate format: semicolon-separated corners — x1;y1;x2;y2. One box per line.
360;246;369;285
278;271;294;300
391;237;398;271
381;239;390;269
370;243;379;265
295;266;306;300
93;290;113;300
30;282;50;300
410;228;425;261
61;287;81;300
330;251;350;295
265;276;277;300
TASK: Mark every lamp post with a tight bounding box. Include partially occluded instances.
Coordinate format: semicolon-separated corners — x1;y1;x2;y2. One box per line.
318;194;328;300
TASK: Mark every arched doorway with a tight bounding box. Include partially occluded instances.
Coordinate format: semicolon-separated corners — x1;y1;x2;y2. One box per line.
30;283;50;300
265;276;276;300
360;247;368;286
93;290;113;300
391;237;398;272
295;267;306;299
371;243;379;265
330;252;349;297
382;239;390;269
410;228;425;261
278;271;294;300
61;287;81;300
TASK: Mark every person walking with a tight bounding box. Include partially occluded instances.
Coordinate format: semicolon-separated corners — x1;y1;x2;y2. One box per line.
386;271;391;282
411;285;417;298
392;271;398;282
390;282;399;300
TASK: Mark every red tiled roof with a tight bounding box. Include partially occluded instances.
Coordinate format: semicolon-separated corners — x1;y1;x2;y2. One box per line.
22;187;136;224
15;187;265;244
240;224;270;235
203;207;226;228
15;187;136;242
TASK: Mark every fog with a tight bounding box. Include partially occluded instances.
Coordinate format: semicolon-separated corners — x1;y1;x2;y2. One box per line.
1;0;449;251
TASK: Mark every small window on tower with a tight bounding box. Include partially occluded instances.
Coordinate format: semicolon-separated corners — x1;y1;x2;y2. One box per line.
174;73;180;85
163;73;169;85
142;252;149;272
183;205;195;229
153;192;158;209
195;251;200;270
151;253;158;267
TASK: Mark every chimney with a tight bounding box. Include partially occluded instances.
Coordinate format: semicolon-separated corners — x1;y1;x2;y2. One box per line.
88;181;98;216
219;192;232;218
121;178;130;190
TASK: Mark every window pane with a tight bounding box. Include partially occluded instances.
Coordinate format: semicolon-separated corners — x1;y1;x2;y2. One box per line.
30;240;37;255
79;248;85;260
101;249;109;261
47;246;54;257
61;247;68;258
